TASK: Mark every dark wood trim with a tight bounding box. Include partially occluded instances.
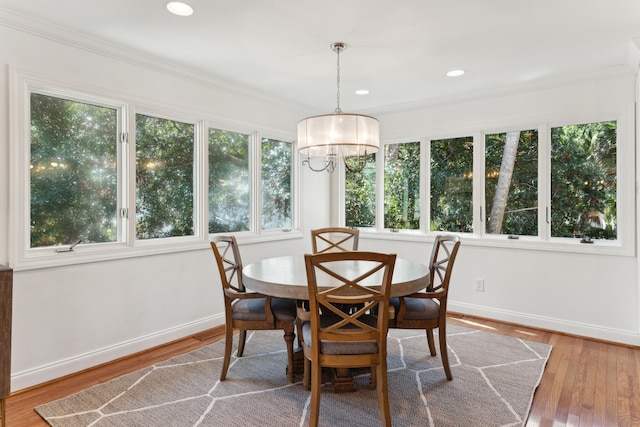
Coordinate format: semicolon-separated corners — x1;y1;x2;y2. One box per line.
0;265;12;427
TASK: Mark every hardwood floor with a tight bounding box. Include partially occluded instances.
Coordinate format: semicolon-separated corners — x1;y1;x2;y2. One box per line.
6;315;640;426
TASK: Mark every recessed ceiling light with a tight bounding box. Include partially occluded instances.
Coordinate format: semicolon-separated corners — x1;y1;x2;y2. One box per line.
355;89;370;95
446;69;465;77
166;2;193;16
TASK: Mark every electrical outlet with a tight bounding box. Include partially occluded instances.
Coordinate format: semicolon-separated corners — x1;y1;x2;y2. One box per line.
475;278;484;292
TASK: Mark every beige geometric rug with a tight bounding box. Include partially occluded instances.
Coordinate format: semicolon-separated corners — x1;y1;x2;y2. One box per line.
36;325;551;426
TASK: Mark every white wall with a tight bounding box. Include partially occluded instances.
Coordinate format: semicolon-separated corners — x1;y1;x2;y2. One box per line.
1;15;638;394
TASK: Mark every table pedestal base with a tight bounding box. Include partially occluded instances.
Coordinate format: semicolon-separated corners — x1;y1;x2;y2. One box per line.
331;368;357;393
290;347;305;377
291;348;359;393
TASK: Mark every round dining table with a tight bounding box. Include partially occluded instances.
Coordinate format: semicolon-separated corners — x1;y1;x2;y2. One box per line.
242;255;430;299
242;254;430;392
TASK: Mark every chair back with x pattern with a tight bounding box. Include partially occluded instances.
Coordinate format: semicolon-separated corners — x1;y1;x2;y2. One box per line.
301;251;396;427
311;227;359;254
427;234;460;294
212;235;245;294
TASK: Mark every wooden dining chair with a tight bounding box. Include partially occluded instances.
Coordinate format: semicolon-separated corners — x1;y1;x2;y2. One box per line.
388;234;461;380
311;227;359;254
310;227;362;318
210;236;297;382
299;251;396;427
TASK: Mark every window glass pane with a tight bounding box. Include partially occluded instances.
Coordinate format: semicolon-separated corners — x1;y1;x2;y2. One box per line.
136;114;194;239
345;154;376;228
30;93;118;248
208;129;250;233
430;136;473;232
551;121;617;240
384;142;420;230
261;138;292;229
485;130;538;236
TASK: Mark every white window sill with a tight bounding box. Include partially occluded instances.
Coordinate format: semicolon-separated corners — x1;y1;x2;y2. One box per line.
11;229;304;271
357;229;633;257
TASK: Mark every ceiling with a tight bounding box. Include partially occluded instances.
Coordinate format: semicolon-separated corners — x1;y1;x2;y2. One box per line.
2;0;640;114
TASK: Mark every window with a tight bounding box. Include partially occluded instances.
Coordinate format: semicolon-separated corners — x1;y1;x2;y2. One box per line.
384;141;420;230
135;114;195;239
12;74;300;268
208;128;250;233
484;129;538;236
430;136;473;233
261;138;292;230
340;114;629;254
345;154;376;228
29;92;120;248
550;121;617;240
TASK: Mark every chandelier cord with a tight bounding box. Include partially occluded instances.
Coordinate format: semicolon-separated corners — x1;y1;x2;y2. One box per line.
335;45;342;114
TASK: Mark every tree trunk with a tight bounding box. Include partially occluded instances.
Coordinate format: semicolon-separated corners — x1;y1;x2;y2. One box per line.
488;131;520;234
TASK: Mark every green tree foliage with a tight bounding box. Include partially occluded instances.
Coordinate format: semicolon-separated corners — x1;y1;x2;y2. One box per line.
551;121;616;239
30;93;118;247
384;142;420;229
135;114;194;239
208;129;250;233
345;154;376;228
485;130;538;236
430;137;473;232
261;139;292;229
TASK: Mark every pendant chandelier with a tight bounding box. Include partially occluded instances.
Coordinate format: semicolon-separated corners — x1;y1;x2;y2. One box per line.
297;42;380;173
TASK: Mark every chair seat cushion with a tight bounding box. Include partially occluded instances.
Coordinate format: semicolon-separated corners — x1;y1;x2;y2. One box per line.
232;297;297;322
390;296;440;320
301;315;379;355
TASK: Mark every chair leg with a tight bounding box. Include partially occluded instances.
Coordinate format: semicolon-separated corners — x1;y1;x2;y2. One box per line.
296;316;303;348
309;360;322;427
237;329;247;357
303;356;311;390
376;364;392;427
220;324;234;381
426;328;437;356
283;328;295;383
439;326;452;380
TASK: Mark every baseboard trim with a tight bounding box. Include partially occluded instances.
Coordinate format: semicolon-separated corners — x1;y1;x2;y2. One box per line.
11;314;225;392
449;302;640;347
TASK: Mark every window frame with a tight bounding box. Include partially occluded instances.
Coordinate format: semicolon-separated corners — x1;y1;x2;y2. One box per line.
131;107;206;246
340;110;634;257
544;113;629;248
206;127;252;235
428;134;474;234
479;124;541;240
9;70;301;270
381;139;423;232
10;73;131;268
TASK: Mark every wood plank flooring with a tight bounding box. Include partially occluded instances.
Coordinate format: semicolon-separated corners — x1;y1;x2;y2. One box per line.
5;314;640;426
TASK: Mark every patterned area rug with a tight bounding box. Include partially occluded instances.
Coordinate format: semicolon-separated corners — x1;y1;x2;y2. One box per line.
36;325;551;426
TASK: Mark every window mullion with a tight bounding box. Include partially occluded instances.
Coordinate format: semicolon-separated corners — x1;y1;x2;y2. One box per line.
473;131;485;237
194;120;207;239
538;123;550;240
125;107;137;245
250;132;262;234
421;138;428;233
375;143;385;232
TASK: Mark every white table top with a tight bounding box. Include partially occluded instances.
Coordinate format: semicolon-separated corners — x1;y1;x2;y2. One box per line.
242;255;430;300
